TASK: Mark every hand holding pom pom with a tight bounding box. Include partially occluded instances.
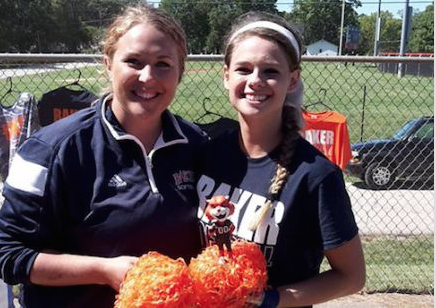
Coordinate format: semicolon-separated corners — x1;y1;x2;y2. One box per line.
189;241;267;308
114;252;194;308
115;195;268;308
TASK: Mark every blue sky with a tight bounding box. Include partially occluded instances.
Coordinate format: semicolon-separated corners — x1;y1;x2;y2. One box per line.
276;0;433;17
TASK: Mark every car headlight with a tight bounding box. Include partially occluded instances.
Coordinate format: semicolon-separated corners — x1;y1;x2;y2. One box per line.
350;150;362;163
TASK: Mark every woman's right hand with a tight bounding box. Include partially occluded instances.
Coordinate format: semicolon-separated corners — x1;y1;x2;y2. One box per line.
101;256;139;292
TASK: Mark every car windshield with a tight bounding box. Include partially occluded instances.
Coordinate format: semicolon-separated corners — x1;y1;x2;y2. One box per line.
392;119;417;140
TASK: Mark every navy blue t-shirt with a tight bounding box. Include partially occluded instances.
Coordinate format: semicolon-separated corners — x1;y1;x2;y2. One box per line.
38;86;98;126
197;130;358;288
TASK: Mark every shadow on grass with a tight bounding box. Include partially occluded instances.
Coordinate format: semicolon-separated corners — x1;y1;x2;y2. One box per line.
366;289;434;295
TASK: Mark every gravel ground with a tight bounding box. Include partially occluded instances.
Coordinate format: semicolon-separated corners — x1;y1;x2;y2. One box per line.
1;279;433;307
315;293;434;308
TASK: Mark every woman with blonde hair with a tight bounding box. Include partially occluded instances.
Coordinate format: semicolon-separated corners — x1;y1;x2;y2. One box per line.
0;5;205;307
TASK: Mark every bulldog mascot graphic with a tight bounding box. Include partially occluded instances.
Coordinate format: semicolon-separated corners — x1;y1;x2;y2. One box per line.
204;195;236;264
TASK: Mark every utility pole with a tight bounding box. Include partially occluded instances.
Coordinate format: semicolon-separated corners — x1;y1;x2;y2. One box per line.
338;0;346;55
373;0;382;56
398;0;411;77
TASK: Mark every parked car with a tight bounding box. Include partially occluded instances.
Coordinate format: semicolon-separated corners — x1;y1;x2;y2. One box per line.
345;116;434;189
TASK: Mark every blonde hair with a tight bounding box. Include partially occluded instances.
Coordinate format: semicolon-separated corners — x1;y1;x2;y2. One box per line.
223;12;304;231
101;5;187;81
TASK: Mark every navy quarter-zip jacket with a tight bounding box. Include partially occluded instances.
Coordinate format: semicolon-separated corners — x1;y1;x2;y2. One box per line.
0;94;206;307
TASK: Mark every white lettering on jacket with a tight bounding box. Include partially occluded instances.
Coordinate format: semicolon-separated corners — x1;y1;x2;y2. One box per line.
172;170;195;190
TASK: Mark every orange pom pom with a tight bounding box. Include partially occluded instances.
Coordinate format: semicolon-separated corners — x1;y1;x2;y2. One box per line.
189;241;267;308
114;252;194;308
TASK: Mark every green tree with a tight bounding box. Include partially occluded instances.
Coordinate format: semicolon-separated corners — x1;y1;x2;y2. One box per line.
51;0;132;52
0;0;23;52
0;0;56;52
205;0;278;53
288;0;361;46
409;4;434;52
28;0;58;52
358;11;402;55
160;0;210;53
206;1;238;53
0;0;135;52
235;0;278;13
80;0;133;52
160;0;277;54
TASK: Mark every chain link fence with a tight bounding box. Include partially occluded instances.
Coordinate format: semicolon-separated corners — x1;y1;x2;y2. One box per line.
0;54;434;295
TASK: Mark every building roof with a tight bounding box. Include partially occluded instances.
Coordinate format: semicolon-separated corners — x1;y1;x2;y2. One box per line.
306;39;338;49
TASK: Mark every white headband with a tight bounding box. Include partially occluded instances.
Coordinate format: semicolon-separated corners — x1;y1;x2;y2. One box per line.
229;21;300;59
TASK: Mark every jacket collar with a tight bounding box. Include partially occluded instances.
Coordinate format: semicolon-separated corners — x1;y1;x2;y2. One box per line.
99;94;188;149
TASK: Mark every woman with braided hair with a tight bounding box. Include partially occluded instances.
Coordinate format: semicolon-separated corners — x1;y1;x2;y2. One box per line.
196;11;365;307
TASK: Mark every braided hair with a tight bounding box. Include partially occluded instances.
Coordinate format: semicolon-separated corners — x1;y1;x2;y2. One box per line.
248;106;302;231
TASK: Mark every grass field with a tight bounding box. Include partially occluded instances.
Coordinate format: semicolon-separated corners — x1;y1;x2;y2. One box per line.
0;60;433;179
363;235;434;294
321;235;434;294
1;60;433;144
